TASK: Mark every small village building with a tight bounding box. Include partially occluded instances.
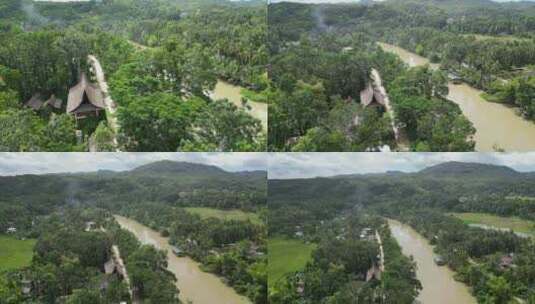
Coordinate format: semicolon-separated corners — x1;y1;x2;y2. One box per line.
24;94;44;111
104;259;116;275
67;73;105;120
499;254;516;270
85;221;96;232
296;274;305;295
44;94;63;110
379;145;391;152
209;249;220;257
21;278;31;295
434;255;446;266
248;244;264;257
6;227;17;233
359;84;386;108
285;136;301;147
448;73;463;85
366;263;382;282
172;246;185;257
360;228;375;241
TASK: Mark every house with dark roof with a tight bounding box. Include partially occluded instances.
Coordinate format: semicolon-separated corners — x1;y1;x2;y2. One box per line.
24;94;44;111
44;94;63;110
498;253;516;271
67;73;105;120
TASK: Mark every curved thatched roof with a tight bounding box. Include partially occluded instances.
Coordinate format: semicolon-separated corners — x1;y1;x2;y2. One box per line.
67;73;105;114
360;83;385;107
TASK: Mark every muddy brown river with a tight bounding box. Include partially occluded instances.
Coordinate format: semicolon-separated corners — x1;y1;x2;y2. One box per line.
379;42;535;152
210;81;268;130
388;219;477;304
114;215;251;304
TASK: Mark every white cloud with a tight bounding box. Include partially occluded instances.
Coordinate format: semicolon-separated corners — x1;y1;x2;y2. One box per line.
268;153;535;179
0;153;267;176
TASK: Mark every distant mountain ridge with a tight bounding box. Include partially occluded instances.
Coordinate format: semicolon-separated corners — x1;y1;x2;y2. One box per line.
131;160;229;176
0;160;267;211
418;161;519;177
319;162;520;180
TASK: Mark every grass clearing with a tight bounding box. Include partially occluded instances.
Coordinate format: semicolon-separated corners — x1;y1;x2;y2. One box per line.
449;212;535;237
463;34;528;42
240;88;268;103
0;236;36;271
184;207;262;225
505;195;535;202
268;237;316;288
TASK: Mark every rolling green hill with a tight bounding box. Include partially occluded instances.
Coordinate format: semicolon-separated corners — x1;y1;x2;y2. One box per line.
0;161;267;234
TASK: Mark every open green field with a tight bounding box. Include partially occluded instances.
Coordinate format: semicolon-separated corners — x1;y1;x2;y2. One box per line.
184;207;262;225
463;34;528;42
0;236;36;271
449;212;535;237
268;237;316;288
505;195;535;202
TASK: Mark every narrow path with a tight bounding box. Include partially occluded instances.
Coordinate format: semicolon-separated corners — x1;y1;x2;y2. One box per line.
111;244;137;302
87;55;121;151
375;230;385;272
370;69;410;151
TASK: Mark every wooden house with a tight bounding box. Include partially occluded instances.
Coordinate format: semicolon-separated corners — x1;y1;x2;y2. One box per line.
24;94;44;110
44;94;63;110
67;73;105;120
359;84;386;108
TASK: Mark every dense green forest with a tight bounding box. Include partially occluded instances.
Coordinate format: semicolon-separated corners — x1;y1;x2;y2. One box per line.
0;0;266;152
0;207;180;303
269;161;535;303
268;212;421;304
0;160;267;303
268;0;535;151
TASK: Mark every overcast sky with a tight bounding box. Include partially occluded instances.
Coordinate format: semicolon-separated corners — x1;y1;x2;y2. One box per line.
0;153;267;176
4;153;535;179
268;153;535;179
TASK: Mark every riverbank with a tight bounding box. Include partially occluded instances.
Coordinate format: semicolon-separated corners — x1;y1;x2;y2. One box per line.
387;219;477;304
114;215;251;304
126;41;267;131
379;42;535;152
210;80;268;130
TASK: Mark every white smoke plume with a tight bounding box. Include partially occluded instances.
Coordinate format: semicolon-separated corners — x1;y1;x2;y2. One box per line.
21;1;49;25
